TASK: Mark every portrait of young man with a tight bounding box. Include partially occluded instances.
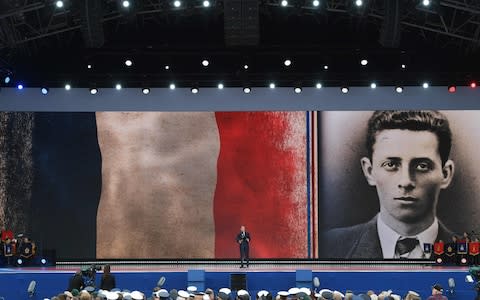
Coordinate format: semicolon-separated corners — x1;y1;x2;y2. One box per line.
320;110;457;259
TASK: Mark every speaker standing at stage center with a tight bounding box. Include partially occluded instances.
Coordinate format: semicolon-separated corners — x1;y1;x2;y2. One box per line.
236;225;250;268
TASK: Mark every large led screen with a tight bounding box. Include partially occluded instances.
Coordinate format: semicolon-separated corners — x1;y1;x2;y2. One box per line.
318;111;480;259
2;110;479;260
0;111;316;260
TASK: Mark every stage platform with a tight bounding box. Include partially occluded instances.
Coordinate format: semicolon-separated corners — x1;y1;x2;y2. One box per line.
0;260;476;299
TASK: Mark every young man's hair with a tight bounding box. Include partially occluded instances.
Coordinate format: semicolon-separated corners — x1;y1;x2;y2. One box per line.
366;110;452;165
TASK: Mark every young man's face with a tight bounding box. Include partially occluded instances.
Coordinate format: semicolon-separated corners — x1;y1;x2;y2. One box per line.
361;129;454;225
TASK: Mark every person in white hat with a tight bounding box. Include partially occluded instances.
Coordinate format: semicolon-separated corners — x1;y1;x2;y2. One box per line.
237;289;250;300
178;290;191;300
219;288;231;296
106;291;119;300
131;290;144;300
299;288;311;296
277;291;289;300
257;290;269;299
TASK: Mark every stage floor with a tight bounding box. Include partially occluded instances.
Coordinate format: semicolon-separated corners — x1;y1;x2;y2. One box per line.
0;261;475;300
0;260;471;273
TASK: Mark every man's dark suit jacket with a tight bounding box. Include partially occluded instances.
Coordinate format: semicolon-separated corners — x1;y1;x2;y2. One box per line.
320;215;454;259
236;231;251;246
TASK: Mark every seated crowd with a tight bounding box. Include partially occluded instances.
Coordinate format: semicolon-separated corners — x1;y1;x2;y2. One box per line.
46;267;448;300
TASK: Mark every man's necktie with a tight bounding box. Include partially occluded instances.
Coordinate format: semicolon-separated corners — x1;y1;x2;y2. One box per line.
395;238;419;255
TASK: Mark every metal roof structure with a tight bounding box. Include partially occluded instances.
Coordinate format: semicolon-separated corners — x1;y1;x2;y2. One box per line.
0;0;479;88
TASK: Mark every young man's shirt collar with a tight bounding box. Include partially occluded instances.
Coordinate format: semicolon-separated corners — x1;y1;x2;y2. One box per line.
377;213;438;258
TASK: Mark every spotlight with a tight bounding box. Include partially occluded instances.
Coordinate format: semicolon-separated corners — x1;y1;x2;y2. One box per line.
191;87;199;94
294;87;302;94
87;64;92;69
90;88;98;95
115;83;122;90
281;0;288;6
284;59;292;66
65;84;71;90
142;88;150;95
17;84;24;90
448;85;456;93
461;257;467;264
312;0;320;6
341;87;349;94
243;87;251;94
4;75;11;84
243;64;249;70
436;257;443;264
169;83;176;90
315;83;322;89
55;1;64;8
323;65;329;70
401;64;406;69
422;82;429;89
41;258;47;265
203;0;210;7
422;0;430;6
17;258;23;265
395;86;403;93
269;82;276;89
125;59;133;67
355;0;363;6
122;0;130;8
173;0;181;7
41;87;49;95
470;81;477;88
164;65;170;70
202;59;209;67
217;83;224;89
370;82;377;89
360;59;368;66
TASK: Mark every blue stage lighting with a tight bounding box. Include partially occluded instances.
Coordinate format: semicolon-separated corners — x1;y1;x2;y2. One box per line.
41;87;49;95
17;84;24;90
17;258;23;265
41;258;47;265
4;75;11;84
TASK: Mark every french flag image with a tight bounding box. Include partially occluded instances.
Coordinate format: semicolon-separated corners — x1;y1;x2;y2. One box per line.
96;111;317;259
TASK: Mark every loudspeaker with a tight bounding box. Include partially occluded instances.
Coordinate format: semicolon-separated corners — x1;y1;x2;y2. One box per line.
230;273;247;291
187;269;205;291
379;0;401;48
295;270;312;288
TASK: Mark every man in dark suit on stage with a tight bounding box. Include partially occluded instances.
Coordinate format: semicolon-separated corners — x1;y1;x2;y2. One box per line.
321;111;455;259
236;225;251;268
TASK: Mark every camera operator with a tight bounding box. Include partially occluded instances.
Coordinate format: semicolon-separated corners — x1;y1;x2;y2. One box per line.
68;270;84;292
82;264;101;288
468;266;480;300
100;264;116;291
